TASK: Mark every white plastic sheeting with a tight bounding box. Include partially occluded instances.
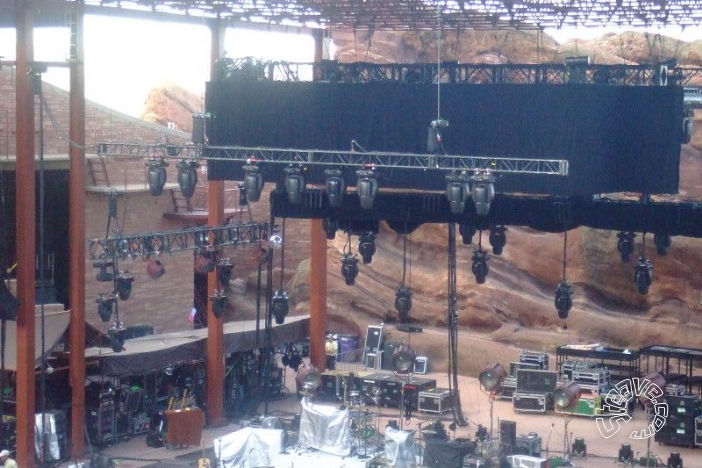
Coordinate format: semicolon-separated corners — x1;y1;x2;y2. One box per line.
298;398;352;456
213;427;284;468
384;426;418;467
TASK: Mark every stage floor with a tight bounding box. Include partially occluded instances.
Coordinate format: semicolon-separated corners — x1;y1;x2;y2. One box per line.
58;366;702;468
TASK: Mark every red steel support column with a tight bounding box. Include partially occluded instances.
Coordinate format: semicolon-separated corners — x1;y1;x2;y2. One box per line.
205;17;227;427
15;3;37;466
68;1;87;458
309;30;328;371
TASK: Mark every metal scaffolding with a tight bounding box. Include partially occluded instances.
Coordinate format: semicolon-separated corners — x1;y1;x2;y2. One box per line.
97;143;569;176
87;222;269;260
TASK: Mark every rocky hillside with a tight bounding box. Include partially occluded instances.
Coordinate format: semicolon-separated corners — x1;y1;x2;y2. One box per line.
144;29;702;375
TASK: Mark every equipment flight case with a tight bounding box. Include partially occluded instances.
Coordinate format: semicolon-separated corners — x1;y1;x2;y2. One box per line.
418;388;454;414
513;392;553;413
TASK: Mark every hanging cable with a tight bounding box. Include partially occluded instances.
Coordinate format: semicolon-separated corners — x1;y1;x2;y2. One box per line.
447;223;468;426
279;218;286;290
436;2;442;124
401;232;408;285
562;229;568;282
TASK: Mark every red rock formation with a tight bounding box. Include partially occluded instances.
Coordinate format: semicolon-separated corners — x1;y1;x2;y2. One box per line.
141;82;203;133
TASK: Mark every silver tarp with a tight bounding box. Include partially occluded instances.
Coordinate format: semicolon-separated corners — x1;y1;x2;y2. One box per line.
384;426;418;467
214;427;284;468
298;398;352;457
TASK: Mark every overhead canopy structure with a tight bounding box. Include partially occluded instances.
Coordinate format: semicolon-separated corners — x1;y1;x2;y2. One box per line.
1;308;70;372
3;0;702;31
85;315;310;376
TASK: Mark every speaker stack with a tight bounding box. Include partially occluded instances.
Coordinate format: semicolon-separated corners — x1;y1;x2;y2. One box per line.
656;393;701;447
500;420;517;454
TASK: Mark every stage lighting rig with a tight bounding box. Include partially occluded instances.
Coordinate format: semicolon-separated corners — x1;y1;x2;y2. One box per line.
268;231;283;250
667;452;683;468
145;157;168;196
634;257;653;294
553;382;581;411
115;271;134;300
470;170;495;216
341;253;359;285
654;232;671;256
108;328;125;353
209;289;227;318
391;344;417;374
146;258;166;280
459;223;476;245
555;281;574;319
617;231;636;262
427;119;449;154
394;286;413;322
356;166;379;210
618;443;634;463
324;168;345;208
271;289;290;324
489;225;507;255
297;366;322;394
478;363;506;393
96;293;117;323
323;218;339;240
216;257;234;286
194;248;216;274
572;438;587;457
445;171;470;214
471;249;489;284
176;159;200;199
94;260;114;282
243;162;264;202
358;232;376;264
284;165;307;205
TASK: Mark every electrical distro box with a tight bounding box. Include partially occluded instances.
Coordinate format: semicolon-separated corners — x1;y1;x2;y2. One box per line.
418;388;454;414
513;392;552;413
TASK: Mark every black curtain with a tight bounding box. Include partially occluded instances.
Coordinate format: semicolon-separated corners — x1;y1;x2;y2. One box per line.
206;82;682;196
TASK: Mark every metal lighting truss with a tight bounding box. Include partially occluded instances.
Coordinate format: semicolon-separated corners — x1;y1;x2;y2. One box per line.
88;222;269;260
96;143;569;176
73;0;702;31
221;59;702;86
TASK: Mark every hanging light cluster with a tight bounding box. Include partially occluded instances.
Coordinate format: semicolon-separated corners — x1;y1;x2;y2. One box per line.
145;157;169;196
94;254;133;329
284;165;307;205
209;289;227;318
471;249;489;284
555;281;574;319
271;290;290;325
323;217;339;240
635;257;654;294
325;169;345;208
356;165;379;210
616;231;636;262
243;162;264;202
489;225;507;255
394;286;413;323
216;257;234;286
177;159;200;198
96;292;117;323
653;232;671;256
470;170;496;216
445;171;471;215
341;253;359;285
358;232;377;264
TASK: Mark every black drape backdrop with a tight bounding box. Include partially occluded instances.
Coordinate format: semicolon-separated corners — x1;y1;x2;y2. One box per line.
206;82;682;196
